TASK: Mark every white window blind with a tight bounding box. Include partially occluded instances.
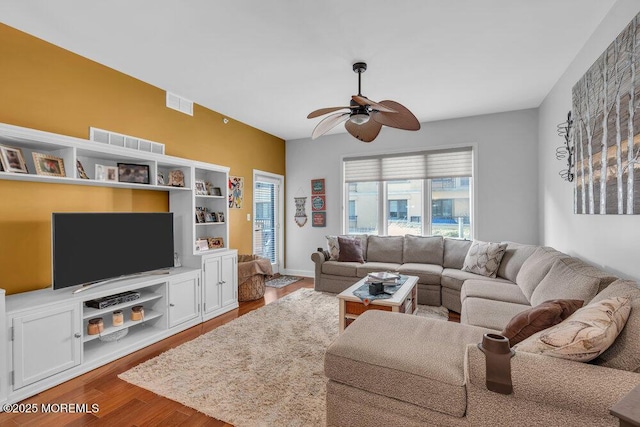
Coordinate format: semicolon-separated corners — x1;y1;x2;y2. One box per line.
344;147;472;183
253;179;278;263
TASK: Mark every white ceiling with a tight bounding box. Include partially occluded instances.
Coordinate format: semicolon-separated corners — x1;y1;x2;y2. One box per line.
0;0;616;141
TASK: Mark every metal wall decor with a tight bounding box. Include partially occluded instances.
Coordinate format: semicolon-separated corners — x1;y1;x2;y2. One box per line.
572;12;640;214
556;111;574;182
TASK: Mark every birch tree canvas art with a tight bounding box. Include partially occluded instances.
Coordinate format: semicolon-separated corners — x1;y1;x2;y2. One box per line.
572;13;640;214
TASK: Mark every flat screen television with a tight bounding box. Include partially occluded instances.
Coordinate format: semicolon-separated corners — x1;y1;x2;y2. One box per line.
52;212;175;290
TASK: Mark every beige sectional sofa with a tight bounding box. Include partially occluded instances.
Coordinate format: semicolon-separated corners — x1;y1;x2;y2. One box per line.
318;234;640;425
311;235;617;317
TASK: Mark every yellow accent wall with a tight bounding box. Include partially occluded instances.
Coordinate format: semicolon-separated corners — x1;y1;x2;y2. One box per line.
0;24;285;295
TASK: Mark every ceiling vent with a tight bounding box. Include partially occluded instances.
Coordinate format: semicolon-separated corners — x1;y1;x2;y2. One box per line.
166;92;194;116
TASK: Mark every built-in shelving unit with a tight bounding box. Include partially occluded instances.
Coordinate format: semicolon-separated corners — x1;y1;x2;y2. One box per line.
0;123;239;406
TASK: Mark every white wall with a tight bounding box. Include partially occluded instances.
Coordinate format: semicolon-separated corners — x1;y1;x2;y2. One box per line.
285;109;539;276
539;0;640;281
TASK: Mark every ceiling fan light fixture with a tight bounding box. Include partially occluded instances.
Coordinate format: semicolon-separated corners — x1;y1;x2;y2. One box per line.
350;112;370;125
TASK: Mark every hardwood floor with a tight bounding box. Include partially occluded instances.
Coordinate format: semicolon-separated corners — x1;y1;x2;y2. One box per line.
0;277;459;426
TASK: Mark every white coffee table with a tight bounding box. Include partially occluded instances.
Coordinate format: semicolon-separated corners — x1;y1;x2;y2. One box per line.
337;275;419;332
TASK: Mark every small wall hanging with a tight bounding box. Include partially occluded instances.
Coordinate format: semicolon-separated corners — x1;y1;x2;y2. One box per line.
556;111;574;182
228;176;244;209
572;12;640;214
294;197;307;227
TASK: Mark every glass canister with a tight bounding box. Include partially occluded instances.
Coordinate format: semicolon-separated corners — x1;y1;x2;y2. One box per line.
131;305;144;321
87;318;104;335
112;310;124;326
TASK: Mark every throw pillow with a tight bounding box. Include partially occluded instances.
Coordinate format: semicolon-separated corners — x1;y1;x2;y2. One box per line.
514;297;631;362
326;235;340;260
501;299;584;346
461;240;507;278
337;236;364;263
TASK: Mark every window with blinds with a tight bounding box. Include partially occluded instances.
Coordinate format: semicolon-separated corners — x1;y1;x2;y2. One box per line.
344;147;473;238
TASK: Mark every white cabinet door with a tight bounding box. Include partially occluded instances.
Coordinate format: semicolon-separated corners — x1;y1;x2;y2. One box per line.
168;274;200;328
12;303;81;389
202;256;222;314
220;253;237;307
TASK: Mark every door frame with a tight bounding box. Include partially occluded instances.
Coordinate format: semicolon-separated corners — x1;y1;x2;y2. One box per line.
252;170;284;273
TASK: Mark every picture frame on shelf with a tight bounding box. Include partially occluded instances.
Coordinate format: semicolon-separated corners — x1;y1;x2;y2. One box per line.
117;163;150;184
195;179;208;195
95;164;105;180
195;239;209;251
211;186;222;196
76;160;89;179
205;212;216;222
207;237;224;249
0;145;28;174
195;207;206;223
168;169;185;187
157;172;165;185
217;212;225;223
105;166;118;182
32;152;66;177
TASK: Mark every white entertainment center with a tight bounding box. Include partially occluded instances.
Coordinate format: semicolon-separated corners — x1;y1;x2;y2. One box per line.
0;123;239;405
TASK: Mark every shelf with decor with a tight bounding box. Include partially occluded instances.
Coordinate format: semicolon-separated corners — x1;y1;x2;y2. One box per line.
83;309;163;343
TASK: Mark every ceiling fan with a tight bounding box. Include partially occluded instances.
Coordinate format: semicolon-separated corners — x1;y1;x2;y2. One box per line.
307;62;421;142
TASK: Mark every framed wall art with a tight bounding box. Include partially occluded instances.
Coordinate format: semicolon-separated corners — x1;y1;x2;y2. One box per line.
229;176;244;208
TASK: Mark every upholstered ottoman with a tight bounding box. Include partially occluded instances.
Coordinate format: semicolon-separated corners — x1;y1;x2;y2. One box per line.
324;310;493;426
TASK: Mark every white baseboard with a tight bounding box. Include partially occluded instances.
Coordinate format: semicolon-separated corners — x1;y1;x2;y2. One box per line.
282;268;313;278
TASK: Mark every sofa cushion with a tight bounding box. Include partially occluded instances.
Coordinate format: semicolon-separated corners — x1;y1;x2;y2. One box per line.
462;240;507;278
461;297;530;331
530;258;600;307
441;268;511;292
337;236;364;263
558;256;618;293
496;242;537;282
516;246;567;301
322;260;360;277
402;235;443;265
591;279;640;372
500;299;584;346
515;297;631;362
397;263;443;285
327;235;369;261
461;280;529;305
443;238;472;269
356;262;402;278
325;310;492;417
366;235;404;264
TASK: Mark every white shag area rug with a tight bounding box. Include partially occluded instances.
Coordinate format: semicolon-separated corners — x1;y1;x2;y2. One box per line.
119;288;448;426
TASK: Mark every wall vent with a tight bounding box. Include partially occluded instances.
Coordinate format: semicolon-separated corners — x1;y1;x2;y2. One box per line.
89;128;165;154
166;92;194;116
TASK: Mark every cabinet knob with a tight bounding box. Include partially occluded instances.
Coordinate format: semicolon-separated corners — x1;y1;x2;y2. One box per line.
74;333;81;338
169;303;175;307
221;280;226;284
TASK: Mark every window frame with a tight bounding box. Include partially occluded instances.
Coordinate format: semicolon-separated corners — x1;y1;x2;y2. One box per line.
342;145;477;238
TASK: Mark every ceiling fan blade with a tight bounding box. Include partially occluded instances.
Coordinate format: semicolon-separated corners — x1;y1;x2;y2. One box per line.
344;118;383;143
307;106;352;119
351;95;397;113
311;112;350;139
371;100;421;131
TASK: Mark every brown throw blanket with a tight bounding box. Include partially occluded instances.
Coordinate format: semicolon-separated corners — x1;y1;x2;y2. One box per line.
237;255;273;283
